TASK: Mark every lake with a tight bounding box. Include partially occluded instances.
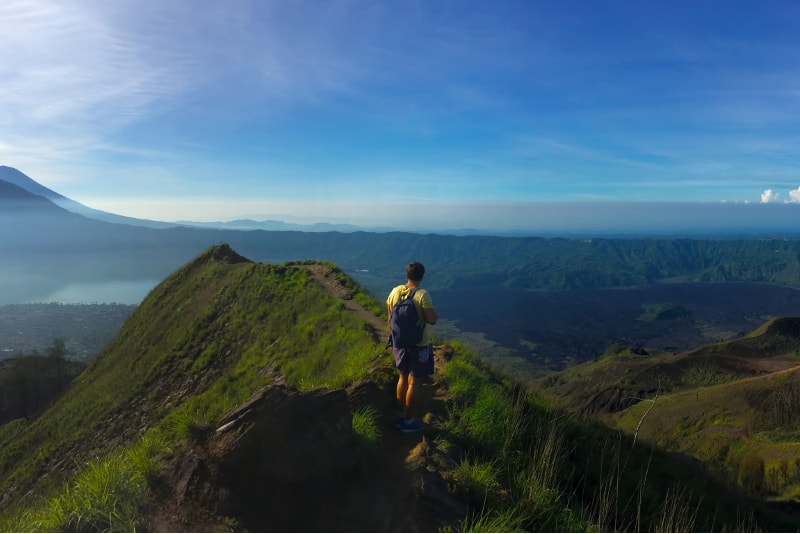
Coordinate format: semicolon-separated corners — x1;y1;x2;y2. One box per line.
25;279;160;305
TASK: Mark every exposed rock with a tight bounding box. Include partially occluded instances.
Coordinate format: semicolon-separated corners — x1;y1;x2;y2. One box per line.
406;437;468;524
170;385;359;530
154;347;466;532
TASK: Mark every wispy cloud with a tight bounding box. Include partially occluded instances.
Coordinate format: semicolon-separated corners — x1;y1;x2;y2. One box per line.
5;0;800;221
1;1;371;143
2;1;181;131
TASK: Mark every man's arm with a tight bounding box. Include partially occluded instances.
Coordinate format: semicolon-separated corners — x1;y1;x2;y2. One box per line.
423;307;438;325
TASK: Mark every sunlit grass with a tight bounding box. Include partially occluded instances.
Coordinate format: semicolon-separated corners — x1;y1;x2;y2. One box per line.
0;252;395;528
352;405;382;449
9;446;156;532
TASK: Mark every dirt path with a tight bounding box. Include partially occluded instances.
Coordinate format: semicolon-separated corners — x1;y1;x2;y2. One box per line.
302;264;387;341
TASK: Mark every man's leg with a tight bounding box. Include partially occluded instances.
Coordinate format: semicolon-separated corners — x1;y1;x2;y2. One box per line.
396;372;410;418
404;374;417;420
398;373;423;432
397;372;418;421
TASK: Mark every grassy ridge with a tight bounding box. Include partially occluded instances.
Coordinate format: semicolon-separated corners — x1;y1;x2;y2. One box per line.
0;245;386;518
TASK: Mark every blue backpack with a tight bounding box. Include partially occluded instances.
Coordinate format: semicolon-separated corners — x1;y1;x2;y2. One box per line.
389;288;424;348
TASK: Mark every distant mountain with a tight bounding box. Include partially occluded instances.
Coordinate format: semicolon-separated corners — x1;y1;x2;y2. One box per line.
0;178;115;244
0;166;175;228
0;178;63;211
176;217;379;232
0;176;161;252
0;175;211;302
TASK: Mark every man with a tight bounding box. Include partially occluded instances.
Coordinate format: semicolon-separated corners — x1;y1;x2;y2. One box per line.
386;261;438;433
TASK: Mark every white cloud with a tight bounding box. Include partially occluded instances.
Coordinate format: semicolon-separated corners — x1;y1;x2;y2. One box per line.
789;186;800;203
761;189;780;203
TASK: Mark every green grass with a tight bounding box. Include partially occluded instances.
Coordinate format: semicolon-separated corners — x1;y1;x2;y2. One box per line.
680;364;737;387
611;366;800;500
164;403;214;441
447;457;502;506
436;342;798;532
454;505;530;533
352;405;382;449
639;302;690;321
0;246;390;527
9;454;144;531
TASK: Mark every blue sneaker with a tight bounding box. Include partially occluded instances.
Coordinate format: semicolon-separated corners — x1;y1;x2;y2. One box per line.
400;419;424;433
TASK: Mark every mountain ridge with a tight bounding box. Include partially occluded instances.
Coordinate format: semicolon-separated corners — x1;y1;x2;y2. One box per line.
0;245;458;530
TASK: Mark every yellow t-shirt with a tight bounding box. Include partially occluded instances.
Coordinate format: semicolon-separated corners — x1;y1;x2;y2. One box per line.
386;285;434;346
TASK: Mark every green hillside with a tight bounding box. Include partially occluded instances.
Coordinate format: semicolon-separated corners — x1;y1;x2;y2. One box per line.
540;319;800;501
0;245;385;521
0;244;796;531
613;366;800;500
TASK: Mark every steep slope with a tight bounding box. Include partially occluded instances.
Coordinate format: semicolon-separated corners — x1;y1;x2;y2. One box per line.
612;365;800;500
0;246;384;509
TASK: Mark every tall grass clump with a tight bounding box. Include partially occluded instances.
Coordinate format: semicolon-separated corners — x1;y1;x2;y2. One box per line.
125;432;167;487
6;430;168;532
653;487;700;533
455;385;513;452
13;456;142;532
164;403;213;441
448;457;502;506
454;505;529;533
439;346;591;531
352;405;382;449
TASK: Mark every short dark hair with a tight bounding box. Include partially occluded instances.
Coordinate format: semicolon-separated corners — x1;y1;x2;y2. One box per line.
406;262;425;282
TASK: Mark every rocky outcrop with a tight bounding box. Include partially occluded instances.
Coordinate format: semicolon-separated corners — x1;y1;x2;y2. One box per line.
171;385;359;530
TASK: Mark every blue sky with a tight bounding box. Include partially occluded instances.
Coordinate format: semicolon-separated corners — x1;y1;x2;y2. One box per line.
3;0;800;232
